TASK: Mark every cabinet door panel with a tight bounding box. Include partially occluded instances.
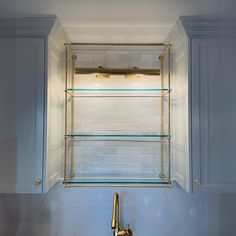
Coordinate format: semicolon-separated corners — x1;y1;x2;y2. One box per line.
0;38;45;193
170;33;191;192
192;38;236;192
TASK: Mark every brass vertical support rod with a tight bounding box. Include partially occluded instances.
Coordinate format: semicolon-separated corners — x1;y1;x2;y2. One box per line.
167;47;171;184
71;54;77;178
159;55;164;179
64;45;69;183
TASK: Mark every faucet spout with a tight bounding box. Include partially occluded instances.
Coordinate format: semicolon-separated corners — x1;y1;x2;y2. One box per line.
111;193;133;236
111;192;119;229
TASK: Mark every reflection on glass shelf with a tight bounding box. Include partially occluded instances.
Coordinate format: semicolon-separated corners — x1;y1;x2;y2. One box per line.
65;133;170;138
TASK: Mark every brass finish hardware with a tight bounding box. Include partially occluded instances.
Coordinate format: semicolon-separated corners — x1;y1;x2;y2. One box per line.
71;54;77;61
64;43;74;54
112;193;133;236
34;178;42;186
159;55;164;178
124;74;139;79
158;55;164;61
111;192;118;229
159;173;165;179
71;54;77;178
194;179;201;185
96;74;110;79
75;67;160;76
64;44;69;182
167;47;171;184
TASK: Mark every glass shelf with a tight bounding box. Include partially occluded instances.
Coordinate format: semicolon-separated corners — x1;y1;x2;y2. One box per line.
66;88;170;91
65;88;171;97
65;133;170;138
64;178;170;186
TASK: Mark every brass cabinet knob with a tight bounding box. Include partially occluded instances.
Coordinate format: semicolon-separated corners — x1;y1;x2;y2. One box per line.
194;179;201;185
34;178;42;186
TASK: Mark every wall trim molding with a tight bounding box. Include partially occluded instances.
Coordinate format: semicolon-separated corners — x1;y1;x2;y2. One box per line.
0;15;57;37
180;16;236;39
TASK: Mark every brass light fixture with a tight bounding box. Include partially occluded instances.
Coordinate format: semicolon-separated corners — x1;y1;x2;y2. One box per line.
75;66;160;75
75;66;160;79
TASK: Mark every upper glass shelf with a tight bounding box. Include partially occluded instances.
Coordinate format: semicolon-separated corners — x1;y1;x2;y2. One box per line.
65;88;171;97
65;133;170;139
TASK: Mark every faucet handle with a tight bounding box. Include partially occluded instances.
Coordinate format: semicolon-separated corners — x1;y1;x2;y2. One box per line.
125;224;132;236
125;224;130;229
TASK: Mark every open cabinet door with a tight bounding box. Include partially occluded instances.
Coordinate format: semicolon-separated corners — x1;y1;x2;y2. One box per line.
166;20;192;192
44;20;68;192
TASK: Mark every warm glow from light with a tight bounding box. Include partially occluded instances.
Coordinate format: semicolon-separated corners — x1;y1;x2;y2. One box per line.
96;74;110;79
125;74;140;79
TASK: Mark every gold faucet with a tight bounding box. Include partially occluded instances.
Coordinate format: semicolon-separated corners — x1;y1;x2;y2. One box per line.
111;192;133;236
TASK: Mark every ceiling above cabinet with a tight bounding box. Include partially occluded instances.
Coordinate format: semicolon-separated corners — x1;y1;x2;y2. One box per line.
1;0;232;42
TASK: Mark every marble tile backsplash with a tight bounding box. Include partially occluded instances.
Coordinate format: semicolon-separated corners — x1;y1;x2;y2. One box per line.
75;50;161;69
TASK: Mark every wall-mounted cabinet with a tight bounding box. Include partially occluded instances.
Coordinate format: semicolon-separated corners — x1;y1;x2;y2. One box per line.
167;16;236;193
0;16;68;193
0;16;235;193
191;35;236;193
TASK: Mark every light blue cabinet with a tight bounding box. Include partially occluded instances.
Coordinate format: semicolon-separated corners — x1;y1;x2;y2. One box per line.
0;16;68;193
168;16;236;193
0;38;45;193
191;38;236;192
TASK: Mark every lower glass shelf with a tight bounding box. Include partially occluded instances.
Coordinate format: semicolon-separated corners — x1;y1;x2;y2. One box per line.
64;178;170;186
65;88;171;97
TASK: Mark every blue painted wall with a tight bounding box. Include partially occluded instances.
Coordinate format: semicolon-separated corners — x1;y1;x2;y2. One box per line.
0;182;235;236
